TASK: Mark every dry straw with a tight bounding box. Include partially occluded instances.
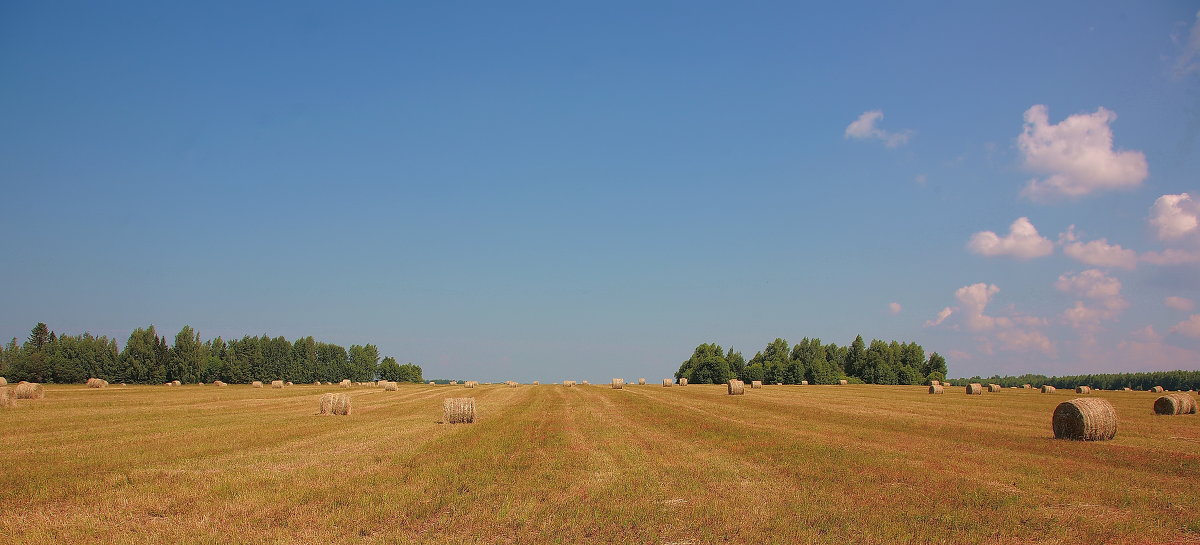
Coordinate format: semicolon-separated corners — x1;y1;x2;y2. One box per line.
750;380;763;389
965;383;983;395
86;378;108;388
214;381;227;387
443;397;475;424
271;380;284;389
252;381;264;388
679;378;688;386
465;381;477;388
506;381;518;388
1153;394;1197;415
313;381;321;385
532;381;540;385
1052;398;1117;441
727;379;745;395
563;380;576;387
838;379;848;385
638;378;646;385
339;379;351;388
800;380;809;385
286;381;293;387
0;377;7;386
171;380;181;387
0;386;14;408
581;380;589;385
1123;387;1132;391
663;379;673;387
1075;386;1092;394
15;382;44;399
319;393;352;415
928;384;944;394
930;380;941;386
1022;384;1032;389
1150;386;1164;393
1041;385;1056;393
383;381;397;391
449;381;458;385
987;384;1002;392
611;378;624;389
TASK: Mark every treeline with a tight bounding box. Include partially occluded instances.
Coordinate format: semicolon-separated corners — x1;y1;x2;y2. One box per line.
0;323;422;385
948;370;1200;391
676;335;947;385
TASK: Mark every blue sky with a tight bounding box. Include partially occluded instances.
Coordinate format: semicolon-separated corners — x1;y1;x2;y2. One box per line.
2;2;1198;381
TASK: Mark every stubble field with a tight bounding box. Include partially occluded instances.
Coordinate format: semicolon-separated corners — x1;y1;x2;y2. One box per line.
1;382;1198;544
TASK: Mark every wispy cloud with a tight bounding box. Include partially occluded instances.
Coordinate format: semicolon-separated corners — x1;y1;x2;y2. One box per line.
967;217;1054;260
845;110;912;148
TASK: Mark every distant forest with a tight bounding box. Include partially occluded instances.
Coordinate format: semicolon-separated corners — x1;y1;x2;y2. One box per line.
676;336;948;385
0;323;423;385
946;371;1200;391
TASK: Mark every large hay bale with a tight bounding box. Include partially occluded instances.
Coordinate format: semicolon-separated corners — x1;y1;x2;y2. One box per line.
14;382;44;399
750;380;763;389
383;381;397;391
987;384;1002;392
930;380;941;386
965;383;983;395
1150;386;1164;393
1053;398;1117;441
1041;385;1056;393
86;378;108;388
171;380;181;387
1022;384;1032;389
663;379;673;387
679;378;688;386
929;384;944;394
0;387;14;408
727;379;745;395
532;381;540;385
581;380;589;385
449;381;458;385
0;377;7;386
838;379;848;385
319;393;352;415
339;379;351;388
252;381;264;388
506;381;518;388
443;397;475;424
800;380;809;385
611;378;624;389
214;381;227;387
271;380;284;389
1153;394;1197;415
1075;386;1092;394
638;378;646;385
464;381;477;388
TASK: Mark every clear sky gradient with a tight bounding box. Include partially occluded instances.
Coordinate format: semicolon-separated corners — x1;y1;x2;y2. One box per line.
2;2;1198;381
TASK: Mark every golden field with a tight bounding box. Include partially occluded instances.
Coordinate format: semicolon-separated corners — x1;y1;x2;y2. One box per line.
1;383;1198;544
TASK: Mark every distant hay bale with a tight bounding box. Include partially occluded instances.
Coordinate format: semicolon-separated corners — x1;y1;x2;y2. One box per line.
214;381;227;387
987;384;1002;392
319;393;352;415
532;381;540;385
1150;386;1164;393
838;379;848;385
339;379;351;388
171;380;181;387
428;381;435;385
14;382;44;399
1153;394;1197;415
506;381;518;388
285;381;293;387
1053;398;1117;441
1022;384;1031;389
563;380;576;387
930;380;940;386
581;380;589;385
775;382;783;386
1041;385;1056;393
928;384;944;394
663;379;673;387
750;380;763;389
464;381;476;388
0;377;7;386
443;397;475;424
612;378;624;389
252;381;264;388
679;378;688;386
800;380;809;385
1075;386;1092;394
727;379;745;395
271;380;284;389
638;378;646;385
383;381;397;391
965;383;983;395
1123;387;1132;391
86;378;108;388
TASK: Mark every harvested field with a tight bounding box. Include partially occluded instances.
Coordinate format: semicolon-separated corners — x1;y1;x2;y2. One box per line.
0;383;1196;544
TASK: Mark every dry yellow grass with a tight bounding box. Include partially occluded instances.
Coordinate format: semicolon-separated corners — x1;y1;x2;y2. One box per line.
0;386;13;408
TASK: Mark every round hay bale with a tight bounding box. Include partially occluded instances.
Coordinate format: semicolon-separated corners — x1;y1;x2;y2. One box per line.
581;381;589;385
727;379;745;395
611;378;624;389
271;380;284;389
663;379;673;387
930;380;941;386
838;379;848;385
214;380;227;387
251;381;263;388
464;381;476;388
0;386;15;408
800;380;809;385
1052;398;1117;441
285;381;293;387
928;384;944;394
987;384;1002;392
14;382;44;399
339;379;351;388
532;381;540;385
1150;386;1164;393
0;377;6;386
750;380;763;389
313;381;320;385
1153;394;1197;415
1041;385;1056;393
965;383;983;395
507;381;518;388
775;382;783;386
679;378;688;386
563;380;575;387
1123;387;1132;391
638;378;646;385
449;381;458;385
319;392;352;415
1075;386;1092;394
1022;384;1032;389
384;381;398;391
443;397;475;424
171;380;181;387
86;378;108;388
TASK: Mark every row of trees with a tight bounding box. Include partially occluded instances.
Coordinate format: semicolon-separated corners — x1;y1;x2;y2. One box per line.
676;335;947;385
948;371;1200;391
0;323;423;385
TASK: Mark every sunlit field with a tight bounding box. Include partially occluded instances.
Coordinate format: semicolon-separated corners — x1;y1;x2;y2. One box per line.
2;383;1198;544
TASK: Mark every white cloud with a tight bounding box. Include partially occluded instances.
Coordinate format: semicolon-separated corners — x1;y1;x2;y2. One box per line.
1058;226;1137;269
956;283;1002;331
1017;105;1148;201
1148;193;1199;240
967;217;1054;259
1130;325;1162;343
927;283;1053;356
925;307;953;327
1166;296;1196;312
1173;10;1200;77
1169;314;1200;338
888;302;902;315
994;329;1055;355
845;110;912;148
1054;269;1129;331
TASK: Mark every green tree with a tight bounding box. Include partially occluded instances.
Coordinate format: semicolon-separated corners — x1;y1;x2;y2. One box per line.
846;335;866;378
121;326;165;384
